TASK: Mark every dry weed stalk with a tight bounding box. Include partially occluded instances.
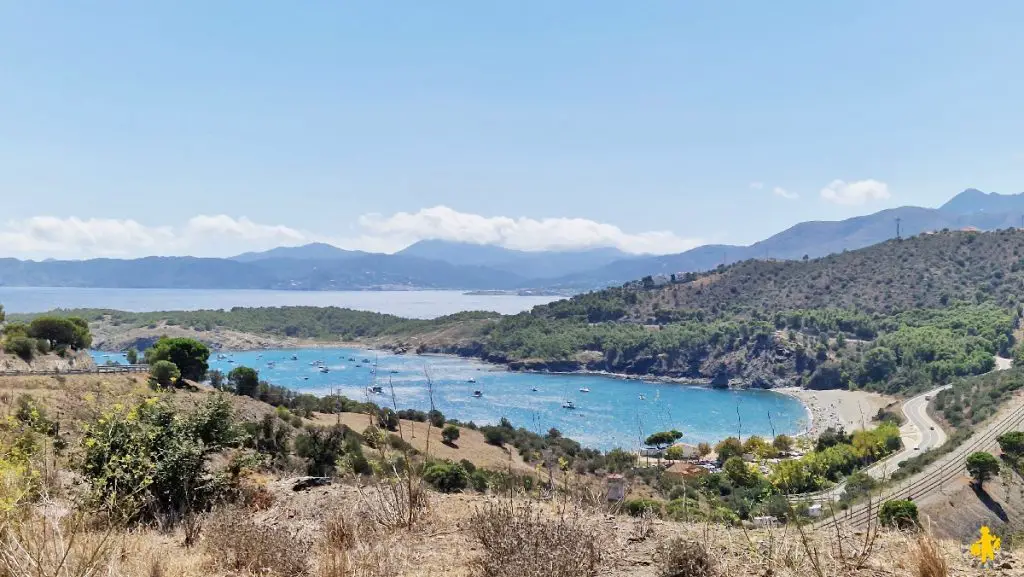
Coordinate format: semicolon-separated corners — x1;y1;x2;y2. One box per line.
659;535;717;577
318;509;401;577
0;502;120;577
910;530;949;577
468;498;602;577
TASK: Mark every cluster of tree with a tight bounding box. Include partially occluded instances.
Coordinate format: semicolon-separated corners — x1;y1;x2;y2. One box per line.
934;368;1024;428
144;336;211;386
1;315;92;362
770;424;901;494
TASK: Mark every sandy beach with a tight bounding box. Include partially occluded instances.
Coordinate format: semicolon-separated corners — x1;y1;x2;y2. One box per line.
777;387;898;438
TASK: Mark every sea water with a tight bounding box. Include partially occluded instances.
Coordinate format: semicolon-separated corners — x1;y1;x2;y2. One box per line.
0;287;558;318
95;348;807;451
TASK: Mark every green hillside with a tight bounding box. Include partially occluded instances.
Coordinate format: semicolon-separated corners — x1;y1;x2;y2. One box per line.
464;229;1024;392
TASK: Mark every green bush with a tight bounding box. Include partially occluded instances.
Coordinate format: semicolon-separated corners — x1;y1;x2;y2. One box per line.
622;498;662;517
228;366;260;397
78;396;238;523
294;425;359;477
376;408;399;431
997;431;1024;457
878;499;919;530
423;461;469;493
428;409;446;428
3;335;35;362
442;424;460;445
470;469;489;492
483;428;506;446
149;360;180;387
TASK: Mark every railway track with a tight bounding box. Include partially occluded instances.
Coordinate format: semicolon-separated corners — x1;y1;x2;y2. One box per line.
815;397;1024;530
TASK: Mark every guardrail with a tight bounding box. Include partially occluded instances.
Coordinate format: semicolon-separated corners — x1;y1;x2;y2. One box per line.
0;364;150;377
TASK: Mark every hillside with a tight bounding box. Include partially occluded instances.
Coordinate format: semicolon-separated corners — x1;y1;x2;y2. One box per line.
398;239;635;279
424;229;1024;391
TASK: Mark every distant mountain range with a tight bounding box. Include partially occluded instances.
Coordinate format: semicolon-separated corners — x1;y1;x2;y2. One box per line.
1;188;1022;292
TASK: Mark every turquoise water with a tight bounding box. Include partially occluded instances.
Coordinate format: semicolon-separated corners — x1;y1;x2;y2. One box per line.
95;348;808;451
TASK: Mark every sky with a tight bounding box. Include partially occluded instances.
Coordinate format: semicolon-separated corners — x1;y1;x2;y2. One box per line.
2;2;1024;259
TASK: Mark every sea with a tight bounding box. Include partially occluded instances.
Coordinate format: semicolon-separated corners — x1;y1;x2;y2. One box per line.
0;287;558;318
92;347;808;451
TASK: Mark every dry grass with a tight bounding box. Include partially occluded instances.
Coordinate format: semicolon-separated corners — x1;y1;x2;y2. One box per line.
0;504;119;577
659;537;717;577
468;499;602;577
909;532;948;577
204;507;310;576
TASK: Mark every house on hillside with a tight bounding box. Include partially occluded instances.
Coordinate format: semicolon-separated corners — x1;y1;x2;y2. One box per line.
663;461;708;481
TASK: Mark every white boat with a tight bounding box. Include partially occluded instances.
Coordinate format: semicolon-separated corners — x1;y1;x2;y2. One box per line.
562;400;576;409
638;394;645;400
579;387;590;393
472;390;483;398
531;387;538;392
467;377;476;383
319;366;329;373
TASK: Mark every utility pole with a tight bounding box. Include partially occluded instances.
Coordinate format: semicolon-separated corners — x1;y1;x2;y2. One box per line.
895;217;902;240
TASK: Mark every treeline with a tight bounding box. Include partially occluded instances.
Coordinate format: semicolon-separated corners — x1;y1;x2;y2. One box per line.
16;306;501;340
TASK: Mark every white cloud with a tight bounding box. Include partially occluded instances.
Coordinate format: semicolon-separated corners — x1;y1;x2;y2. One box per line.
749;182;764;190
0;207;702;259
358;206;702;254
0;215;313;259
772;186;799;200
819;179;890;206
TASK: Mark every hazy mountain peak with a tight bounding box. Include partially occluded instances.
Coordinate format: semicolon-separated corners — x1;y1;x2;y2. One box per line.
231;242;361;262
940;188;1024;215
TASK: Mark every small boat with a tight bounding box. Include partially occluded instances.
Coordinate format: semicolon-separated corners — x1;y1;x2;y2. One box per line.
348;357;355;362
319;366;329;373
355;364;361;368
579;387;590;393
531;387;538;392
467;377;476;384
562;401;576;409
638;394;645;400
303;376;309;381
267;361;275;368
369;385;384;394
291;355;298;361
390;369;399;374
362;358;371;363
472;390;483;398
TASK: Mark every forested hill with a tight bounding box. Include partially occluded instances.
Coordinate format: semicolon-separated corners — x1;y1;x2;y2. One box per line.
559;228;1024;322
464;229;1024;393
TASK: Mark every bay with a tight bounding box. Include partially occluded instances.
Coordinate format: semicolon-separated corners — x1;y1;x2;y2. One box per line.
94;347;808;451
0;287;558;318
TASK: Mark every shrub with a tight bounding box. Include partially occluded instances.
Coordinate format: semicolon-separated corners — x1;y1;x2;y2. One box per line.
659;537;717;577
423;461;469;493
78;396;238;523
879;499;919;530
469;500;601;577
442;424;460;445
459;458;476;474
205;507;309;576
207;368;225;389
428;409;446;428
149;360;180;387
623;498;662;517
295;425;356;477
470;470;489;492
665;445;687;460
483;428;506;446
125;347;139;364
377;408;399;431
3;335;35;362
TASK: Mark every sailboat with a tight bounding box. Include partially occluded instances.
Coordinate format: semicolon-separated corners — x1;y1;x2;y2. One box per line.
562;400;576;409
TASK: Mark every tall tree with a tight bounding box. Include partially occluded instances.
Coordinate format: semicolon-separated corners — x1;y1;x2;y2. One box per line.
228;366;260;397
966;451;1001;487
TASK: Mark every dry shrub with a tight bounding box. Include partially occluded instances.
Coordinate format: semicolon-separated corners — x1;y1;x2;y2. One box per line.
357;476;428;531
317;510;400;577
659;537;717;577
468;499;601;577
910;532;948;577
0;504;118;577
205;507;309;577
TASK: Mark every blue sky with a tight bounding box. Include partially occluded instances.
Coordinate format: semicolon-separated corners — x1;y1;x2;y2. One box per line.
2;2;1024;258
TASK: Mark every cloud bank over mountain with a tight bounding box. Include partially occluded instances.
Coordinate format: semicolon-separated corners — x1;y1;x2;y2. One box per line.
0;206;703;259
